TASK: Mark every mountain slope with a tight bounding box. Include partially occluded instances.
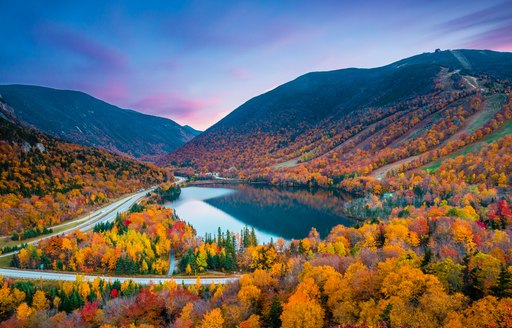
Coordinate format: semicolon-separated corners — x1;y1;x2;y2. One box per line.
182;125;202;137
0;84;197;159
164;49;512;179
0;109;170;235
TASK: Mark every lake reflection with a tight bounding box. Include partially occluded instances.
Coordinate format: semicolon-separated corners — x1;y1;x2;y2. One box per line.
165;184;354;243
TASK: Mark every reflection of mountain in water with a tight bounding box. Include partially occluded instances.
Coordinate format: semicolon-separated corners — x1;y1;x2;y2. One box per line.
205;184;354;240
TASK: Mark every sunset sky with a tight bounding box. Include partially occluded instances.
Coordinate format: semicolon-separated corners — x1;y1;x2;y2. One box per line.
1;0;511;130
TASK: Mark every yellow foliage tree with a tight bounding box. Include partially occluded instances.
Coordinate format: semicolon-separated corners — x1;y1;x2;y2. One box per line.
32;290;50;311
16;302;34;320
281;278;324;328
238;314;261;328
238;284;261;304
79;282;91;302
174;302;194;328
200;308;224;328
0;283;25;319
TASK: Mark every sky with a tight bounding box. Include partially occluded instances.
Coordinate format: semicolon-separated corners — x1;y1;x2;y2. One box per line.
1;1;511;130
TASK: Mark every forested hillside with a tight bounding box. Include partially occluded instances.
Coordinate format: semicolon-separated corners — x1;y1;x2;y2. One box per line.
165;50;512;185
0;114;171;235
1;121;512;327
1;50;512;327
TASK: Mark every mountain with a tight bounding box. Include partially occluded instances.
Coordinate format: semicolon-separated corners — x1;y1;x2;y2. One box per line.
164;49;512;182
182;125;202;137
0;84;198;159
0;107;171;234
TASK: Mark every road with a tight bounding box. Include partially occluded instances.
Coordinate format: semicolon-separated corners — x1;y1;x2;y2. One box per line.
0;187;156;258
0;190;149;241
213;174;244;182
0;268;239;285
0;176;239;286
0;176;187;259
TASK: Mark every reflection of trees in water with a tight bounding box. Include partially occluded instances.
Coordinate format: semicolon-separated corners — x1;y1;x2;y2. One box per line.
213;184;349;216
205;184;354;240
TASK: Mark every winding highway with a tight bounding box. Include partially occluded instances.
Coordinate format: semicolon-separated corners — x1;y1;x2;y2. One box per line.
0;176;240;285
0;187;156;258
1;176;188;259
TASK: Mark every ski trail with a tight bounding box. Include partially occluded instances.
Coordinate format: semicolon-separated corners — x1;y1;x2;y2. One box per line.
450;50;472;70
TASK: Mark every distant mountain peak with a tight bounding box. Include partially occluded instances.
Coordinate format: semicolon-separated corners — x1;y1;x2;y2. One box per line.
183;125;202;136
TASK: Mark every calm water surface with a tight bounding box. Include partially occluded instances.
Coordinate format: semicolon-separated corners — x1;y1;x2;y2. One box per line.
165;184;354;243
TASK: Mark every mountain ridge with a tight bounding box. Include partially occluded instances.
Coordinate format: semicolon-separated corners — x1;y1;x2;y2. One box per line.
164;49;512;181
0;113;170;234
0;84;198;160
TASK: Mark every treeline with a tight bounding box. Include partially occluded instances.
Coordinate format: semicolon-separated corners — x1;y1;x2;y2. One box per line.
0;244;27;256
3;208;512;326
155;183;181;203
179;226;258;274
11;227;53;241
0;276;141;325
12;205;197;275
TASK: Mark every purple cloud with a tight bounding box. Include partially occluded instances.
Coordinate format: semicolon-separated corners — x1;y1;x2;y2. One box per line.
35;23;128;73
465;24;512;50
438;1;512;50
2;1;512;131
132;92;222;127
440;2;512;33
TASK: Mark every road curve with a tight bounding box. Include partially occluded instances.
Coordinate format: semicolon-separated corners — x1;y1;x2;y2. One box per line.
0;187;156;258
0;176;227;284
1;176;187;258
0;268;239;285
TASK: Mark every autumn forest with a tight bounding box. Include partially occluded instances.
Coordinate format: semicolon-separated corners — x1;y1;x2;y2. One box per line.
1;42;512;328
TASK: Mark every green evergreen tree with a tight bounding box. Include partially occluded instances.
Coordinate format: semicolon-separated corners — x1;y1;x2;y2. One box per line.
266;295;283;328
250;227;258;246
421;248;433;272
492;265;512;298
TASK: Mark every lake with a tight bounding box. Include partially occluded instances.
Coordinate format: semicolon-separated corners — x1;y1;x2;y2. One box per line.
165;183;354;243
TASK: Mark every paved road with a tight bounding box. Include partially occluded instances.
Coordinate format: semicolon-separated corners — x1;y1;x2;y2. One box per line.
0;190;148;240
0;268;239;285
213;174;244;182
1;176;187;258
0;176;239;285
0;187;156;258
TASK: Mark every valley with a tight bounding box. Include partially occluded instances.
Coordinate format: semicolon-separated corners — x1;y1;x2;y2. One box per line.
4;0;512;325
1;49;512;327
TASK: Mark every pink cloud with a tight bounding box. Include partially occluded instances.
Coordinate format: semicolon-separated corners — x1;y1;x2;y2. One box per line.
66;78;130;105
131;92;223;129
229;67;253;80
36;23;128;73
167;107;230;131
464;24;512;50
438;2;512;51
92;80;129;103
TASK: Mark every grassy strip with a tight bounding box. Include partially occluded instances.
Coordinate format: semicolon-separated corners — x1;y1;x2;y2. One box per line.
424;119;512;171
